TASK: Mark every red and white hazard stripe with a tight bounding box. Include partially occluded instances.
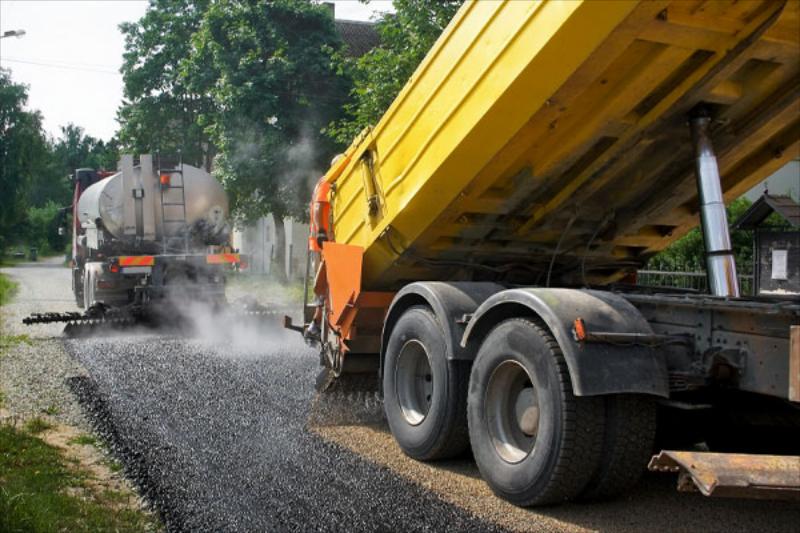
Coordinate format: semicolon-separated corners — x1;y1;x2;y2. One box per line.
206;253;240;265
118;255;155;267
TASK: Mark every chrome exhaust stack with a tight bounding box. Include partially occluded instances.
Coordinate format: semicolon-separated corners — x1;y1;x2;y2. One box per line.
689;109;740;297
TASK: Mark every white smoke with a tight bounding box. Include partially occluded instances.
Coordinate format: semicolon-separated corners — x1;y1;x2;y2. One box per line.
179;298;298;357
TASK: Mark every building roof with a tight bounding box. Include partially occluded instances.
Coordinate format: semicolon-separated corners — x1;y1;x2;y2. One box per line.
732;193;800;230
335;19;380;58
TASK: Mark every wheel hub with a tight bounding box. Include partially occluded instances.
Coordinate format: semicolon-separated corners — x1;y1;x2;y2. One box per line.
515;388;540;437
395;339;433;426
485;360;539;463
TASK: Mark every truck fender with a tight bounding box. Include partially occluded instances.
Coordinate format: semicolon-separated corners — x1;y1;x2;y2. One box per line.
460;288;669;397
379;282;505;377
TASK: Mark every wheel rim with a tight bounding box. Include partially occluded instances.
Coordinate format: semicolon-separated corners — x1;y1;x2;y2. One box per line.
395;339;433;426
485;360;539;464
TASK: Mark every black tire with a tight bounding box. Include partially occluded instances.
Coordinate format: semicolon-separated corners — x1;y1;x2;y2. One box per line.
83;269;93;309
467;318;605;506
383;306;470;460
579;394;656;501
73;269;85;309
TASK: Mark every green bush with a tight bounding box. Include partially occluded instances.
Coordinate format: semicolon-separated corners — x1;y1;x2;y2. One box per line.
647;197;754;273
25;201;68;256
0;274;18;306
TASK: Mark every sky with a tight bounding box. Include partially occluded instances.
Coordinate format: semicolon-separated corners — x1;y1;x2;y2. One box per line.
0;0;393;142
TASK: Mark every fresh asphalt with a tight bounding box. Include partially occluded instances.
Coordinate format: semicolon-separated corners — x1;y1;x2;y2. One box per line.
63;332;503;532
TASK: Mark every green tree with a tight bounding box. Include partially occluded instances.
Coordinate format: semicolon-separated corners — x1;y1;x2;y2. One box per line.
25;201;65;255
118;0;215;170
0;70;51;253
188;0;351;279
647;198;755;273
327;0;463;145
52;124;118;173
24;124;117;210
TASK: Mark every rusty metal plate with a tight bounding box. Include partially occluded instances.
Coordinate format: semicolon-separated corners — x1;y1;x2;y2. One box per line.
649;450;800;500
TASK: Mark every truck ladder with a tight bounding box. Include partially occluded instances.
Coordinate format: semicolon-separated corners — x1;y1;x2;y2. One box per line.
158;155;189;254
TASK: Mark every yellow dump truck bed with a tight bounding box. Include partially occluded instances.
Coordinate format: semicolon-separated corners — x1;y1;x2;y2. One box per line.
327;0;800;290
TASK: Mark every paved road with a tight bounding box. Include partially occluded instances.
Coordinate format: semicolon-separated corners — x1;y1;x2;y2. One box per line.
4;261;800;532
4;261;501;532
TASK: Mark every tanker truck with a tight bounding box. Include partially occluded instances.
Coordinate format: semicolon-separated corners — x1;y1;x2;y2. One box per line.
37;154;240;327
287;0;800;506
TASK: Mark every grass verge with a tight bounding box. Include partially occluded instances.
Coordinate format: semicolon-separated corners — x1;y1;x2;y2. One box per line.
67;434;98;447
0;423;158;532
227;272;305;306
23;417;53;434
0;334;31;353
0;273;30;353
0;273;18;306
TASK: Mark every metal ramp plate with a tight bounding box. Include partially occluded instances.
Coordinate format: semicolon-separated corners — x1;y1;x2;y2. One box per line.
649;451;800;500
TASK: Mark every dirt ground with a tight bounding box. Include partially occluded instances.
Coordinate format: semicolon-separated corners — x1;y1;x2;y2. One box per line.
312;421;800;533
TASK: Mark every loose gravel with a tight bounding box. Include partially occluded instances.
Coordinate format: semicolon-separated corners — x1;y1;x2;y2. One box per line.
63;333;504;532
315;425;800;533
1;259;90;429
1;259;159;527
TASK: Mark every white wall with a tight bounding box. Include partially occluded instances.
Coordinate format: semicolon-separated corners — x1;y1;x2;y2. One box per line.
233;214;309;279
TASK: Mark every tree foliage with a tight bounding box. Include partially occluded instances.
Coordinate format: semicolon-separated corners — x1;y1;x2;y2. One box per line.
118;0;214;170
647;198;755;273
24;124;118;210
1;69;118;255
187;0;350;224
0;70;50;251
25;201;65;255
326;0;463;145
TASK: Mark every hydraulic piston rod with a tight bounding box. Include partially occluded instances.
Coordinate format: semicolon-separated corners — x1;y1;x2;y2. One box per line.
689;111;740;298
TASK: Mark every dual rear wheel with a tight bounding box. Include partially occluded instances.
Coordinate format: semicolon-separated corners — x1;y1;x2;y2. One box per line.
383;306;470;460
383;310;656;506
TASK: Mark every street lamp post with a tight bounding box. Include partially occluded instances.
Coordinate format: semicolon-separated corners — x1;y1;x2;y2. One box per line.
1;30;26;39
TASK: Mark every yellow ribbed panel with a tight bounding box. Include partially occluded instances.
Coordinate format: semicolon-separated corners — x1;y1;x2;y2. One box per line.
329;0;638;286
325;0;799;288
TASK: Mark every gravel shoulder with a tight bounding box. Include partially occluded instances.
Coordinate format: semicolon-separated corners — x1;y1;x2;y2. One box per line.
0;258;89;428
0;258;159;527
313;423;800;533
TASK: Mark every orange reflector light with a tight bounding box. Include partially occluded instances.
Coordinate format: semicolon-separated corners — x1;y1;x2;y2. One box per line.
160;173;171;186
206;253;240;264
573;317;587;342
118;255;155;267
110;263;119;273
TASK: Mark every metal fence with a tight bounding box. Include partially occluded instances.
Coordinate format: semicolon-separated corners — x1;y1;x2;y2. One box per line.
636;270;754;296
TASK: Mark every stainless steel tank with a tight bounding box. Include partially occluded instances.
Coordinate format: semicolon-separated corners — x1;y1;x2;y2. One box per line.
77;162;229;244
